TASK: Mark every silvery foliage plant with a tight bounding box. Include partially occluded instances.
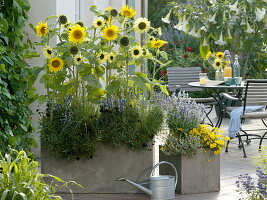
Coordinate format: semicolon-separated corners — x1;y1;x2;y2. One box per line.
164;91;206;131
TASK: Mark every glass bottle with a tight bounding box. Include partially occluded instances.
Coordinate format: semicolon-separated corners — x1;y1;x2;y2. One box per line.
233;55;240;77
233;55;241;86
224;50;232;78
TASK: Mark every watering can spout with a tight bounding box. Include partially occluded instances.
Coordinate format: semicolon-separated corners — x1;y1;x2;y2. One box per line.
116;177;152;196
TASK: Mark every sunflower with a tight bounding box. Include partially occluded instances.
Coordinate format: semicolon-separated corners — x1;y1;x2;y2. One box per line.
49;57;64;73
68;24;86;44
76;21;84;27
110;9;118;17
43;46;54;59
130;46;143;59
143;48;152;58
98;51;108;64
150;39;167;49
148;36;155;42
120;5;136;18
74;54;84;65
213;59;223;70
107;52;116;63
35;21;49;37
120;36;130;46
216;52;224;59
69;46;79;55
58;15;67;25
93;18;105;29
134;18;151;33
102;25;119;41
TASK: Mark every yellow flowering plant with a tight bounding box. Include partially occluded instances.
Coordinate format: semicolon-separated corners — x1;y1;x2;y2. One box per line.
33;5;170;159
190;124;230;155
33;5;170;112
205;51;229;70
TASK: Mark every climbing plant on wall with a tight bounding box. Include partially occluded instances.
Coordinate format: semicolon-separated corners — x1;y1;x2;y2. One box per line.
0;0;38;153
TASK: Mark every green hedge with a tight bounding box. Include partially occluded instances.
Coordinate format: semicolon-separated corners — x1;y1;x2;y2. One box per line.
0;0;37;153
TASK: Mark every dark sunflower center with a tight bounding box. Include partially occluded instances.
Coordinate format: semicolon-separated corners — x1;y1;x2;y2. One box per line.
70;46;78;55
100;54;105;59
120;37;129;46
138;22;146;30
59;15;67;24
77;58;81;62
123;10;131;17
47;49;52;55
110;56;114;60
41;26;46;34
106;29;115;37
73;30;82;39
97;21;102;26
77;22;84;27
111;9;118;17
52;60;60;68
134;50;140;55
154;42;160;47
216;62;221;66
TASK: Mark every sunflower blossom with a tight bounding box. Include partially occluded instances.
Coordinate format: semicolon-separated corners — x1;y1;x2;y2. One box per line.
102;25;119;41
68;24;86;44
134;17;151;33
130;46;143;59
36;21;49;37
49;57;64;73
43;46;54;59
121;5;136;18
151;39;167;49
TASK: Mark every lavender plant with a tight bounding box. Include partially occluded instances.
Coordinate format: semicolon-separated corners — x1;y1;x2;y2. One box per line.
166;92;205;132
236;167;267;200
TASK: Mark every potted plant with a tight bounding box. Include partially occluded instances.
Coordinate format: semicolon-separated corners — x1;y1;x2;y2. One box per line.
34;5;169;193
159;92;230;194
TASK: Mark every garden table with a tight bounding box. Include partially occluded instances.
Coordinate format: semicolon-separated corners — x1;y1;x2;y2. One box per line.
188;81;245;128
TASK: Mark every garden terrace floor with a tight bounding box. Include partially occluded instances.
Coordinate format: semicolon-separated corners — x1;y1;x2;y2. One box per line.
58;110;265;200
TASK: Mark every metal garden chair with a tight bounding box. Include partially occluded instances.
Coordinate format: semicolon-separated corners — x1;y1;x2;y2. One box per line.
225;79;267;157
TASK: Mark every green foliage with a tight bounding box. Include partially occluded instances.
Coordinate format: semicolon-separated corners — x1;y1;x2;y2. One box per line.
0;148;78;199
253;146;267;173
40;98;164;159
97;105;164;149
40;101;98;160
0;0;38;153
168;0;267;77
161;129;200;157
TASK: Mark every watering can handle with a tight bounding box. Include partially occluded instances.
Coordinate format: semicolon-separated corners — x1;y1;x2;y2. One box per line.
150;161;178;188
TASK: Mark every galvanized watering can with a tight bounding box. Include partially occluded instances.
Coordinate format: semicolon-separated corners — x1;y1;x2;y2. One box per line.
116;161;177;200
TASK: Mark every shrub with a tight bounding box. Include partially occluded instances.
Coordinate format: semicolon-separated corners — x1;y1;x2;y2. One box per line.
97;103;164;149
40;101;98;160
0;148;78;200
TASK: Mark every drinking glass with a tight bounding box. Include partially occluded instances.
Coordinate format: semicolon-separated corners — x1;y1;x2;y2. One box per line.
199;73;207;86
234;77;242;86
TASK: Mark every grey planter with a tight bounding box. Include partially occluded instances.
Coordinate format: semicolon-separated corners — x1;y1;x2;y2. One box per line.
159;149;220;194
41;143;153;193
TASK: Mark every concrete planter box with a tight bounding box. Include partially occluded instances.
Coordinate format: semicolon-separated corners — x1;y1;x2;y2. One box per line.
41;143;153;193
159;149;220;194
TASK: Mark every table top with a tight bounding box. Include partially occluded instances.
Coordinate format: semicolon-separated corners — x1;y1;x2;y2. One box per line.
188;80;245;89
